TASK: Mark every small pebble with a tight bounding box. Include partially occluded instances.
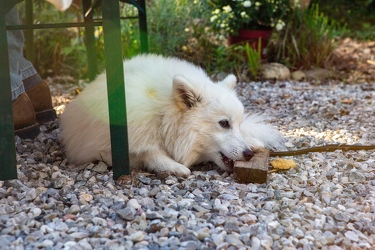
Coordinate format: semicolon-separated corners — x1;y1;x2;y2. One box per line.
127;199;141;210
116;207;136;221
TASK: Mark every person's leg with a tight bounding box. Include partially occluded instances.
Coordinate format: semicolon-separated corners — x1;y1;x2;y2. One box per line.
7;5;56;138
6;6;25;101
6;5;40;139
10;6;56;124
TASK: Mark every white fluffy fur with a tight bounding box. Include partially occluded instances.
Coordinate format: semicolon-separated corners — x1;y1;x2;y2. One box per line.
240;114;285;150
60;54;283;176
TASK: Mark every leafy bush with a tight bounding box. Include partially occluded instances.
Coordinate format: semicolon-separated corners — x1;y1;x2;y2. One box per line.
206;0;290;35
146;0;227;76
312;0;375;40
147;0;200;56
16;0;348;81
17;2;146;79
18;2;88;79
267;4;340;69
18;1;213;79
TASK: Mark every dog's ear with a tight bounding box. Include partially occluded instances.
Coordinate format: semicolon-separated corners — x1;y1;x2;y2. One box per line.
173;75;201;111
218;74;237;90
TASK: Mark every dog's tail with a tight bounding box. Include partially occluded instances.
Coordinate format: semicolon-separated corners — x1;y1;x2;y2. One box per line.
241;113;285;151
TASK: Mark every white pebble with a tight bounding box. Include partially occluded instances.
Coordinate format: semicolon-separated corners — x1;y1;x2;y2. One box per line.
345;231;359;242
128;231;144;242
127;199;141;210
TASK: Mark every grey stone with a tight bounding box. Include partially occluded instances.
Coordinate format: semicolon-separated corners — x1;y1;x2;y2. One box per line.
127;199;141;210
225;234;243;246
92;162;108;173
349;171;366;183
261;63;290;80
180;240;199;249
344;231;359;242
192;205;210;213
323;231;335;245
146;210;163;220
224;221;240;234
334;212;350;222
251;236;261;250
25;188;37;201
148;187;160;197
291;70;306;81
53;177;67;189
67;204;80;214
116;207;136;221
304;68;331;80
292;228;305;239
111;201;125;211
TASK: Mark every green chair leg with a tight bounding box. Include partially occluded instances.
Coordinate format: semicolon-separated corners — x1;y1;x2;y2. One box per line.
102;0;130;179
82;0;98;81
137;0;148;53
0;3;17;181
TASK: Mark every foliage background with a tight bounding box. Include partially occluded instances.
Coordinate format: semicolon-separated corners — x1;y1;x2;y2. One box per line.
16;0;375;81
313;0;375;40
207;0;290;35
18;1;214;79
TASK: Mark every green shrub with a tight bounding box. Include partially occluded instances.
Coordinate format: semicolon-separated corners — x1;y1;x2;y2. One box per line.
18;2;144;79
146;0;214;59
313;0;375;40
18;2;88;79
16;0;258;80
18;1;214;79
267;4;340;69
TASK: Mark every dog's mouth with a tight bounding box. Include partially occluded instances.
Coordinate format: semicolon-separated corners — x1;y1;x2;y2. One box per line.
220;152;235;170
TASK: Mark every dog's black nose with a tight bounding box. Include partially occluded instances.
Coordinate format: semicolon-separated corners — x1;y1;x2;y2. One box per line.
243;149;254;161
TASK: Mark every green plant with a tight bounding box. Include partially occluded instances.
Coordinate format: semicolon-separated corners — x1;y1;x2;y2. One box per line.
313;0;375;40
206;0;291;36
147;0;203;56
18;0;253;81
18;1;144;79
205;44;264;82
18;1;88;78
268;4;339;69
244;38;262;78
213;45;238;74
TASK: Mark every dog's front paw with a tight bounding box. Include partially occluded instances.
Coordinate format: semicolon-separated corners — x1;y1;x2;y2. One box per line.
144;157;191;178
156;163;191;178
156;166;191;179
172;165;191;177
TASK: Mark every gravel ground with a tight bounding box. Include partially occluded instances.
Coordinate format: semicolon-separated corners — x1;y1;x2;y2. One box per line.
1;79;375;249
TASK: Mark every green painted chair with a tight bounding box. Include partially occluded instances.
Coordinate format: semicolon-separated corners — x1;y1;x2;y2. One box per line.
0;0;147;181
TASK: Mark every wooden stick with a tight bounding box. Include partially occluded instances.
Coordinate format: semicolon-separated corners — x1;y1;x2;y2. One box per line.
270;144;375;157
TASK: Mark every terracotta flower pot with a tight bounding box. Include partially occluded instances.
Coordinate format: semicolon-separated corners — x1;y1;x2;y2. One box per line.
228;29;273;59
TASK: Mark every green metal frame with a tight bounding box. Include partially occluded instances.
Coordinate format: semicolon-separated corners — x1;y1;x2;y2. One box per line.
102;0;130;180
0;2;17;181
7;0;149;81
0;0;148;181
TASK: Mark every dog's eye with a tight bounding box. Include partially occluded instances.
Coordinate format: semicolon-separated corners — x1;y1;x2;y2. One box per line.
219;119;230;129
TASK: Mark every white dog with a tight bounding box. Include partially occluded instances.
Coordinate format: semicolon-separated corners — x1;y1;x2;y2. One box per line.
60;54;283;177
